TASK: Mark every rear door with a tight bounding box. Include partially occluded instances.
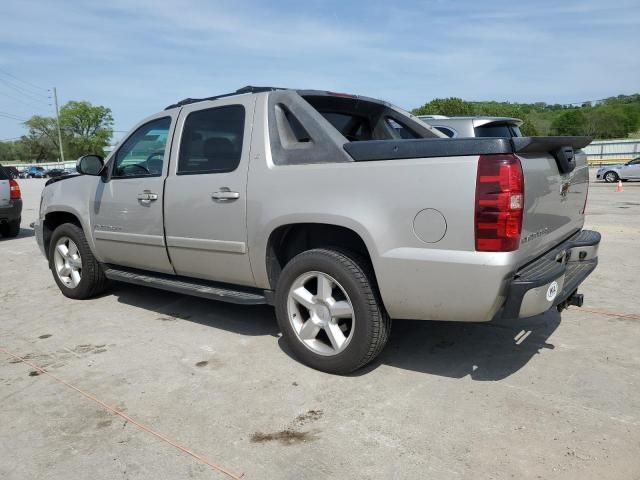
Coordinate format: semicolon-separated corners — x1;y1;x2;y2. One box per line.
163;96;256;287
0;166;10;207
91;112;177;274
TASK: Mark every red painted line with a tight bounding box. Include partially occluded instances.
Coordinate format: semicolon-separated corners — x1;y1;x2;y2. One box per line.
1;347;245;480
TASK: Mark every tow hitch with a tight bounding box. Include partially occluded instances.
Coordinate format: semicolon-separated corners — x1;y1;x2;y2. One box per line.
557;291;584;312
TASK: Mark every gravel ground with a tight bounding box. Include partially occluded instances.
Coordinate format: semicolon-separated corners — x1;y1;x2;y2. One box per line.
1;172;639;480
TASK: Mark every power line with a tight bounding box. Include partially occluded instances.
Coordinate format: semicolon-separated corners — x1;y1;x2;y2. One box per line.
0;79;51;106
0;110;26;121
0;67;49;92
0;77;50;103
0;89;50;111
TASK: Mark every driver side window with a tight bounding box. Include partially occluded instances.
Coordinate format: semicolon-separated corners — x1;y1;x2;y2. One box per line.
113;117;171;178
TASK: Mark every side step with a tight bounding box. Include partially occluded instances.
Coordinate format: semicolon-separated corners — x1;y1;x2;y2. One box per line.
103;266;269;305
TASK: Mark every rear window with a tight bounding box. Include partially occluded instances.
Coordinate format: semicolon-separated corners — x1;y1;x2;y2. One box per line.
321;112;373;141
302;94;434;142
0;166;8;180
474;123;522;138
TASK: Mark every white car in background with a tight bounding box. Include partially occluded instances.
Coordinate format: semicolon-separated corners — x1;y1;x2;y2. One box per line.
596;157;640;183
417;116;523;138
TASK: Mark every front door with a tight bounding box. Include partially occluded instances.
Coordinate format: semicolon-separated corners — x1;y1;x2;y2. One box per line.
91;113;176;274
624;158;640;179
163;97;256;286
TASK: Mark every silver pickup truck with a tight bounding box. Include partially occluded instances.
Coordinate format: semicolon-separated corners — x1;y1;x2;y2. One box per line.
35;86;600;373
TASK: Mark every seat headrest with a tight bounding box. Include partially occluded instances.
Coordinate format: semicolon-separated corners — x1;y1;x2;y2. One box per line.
203;137;235;159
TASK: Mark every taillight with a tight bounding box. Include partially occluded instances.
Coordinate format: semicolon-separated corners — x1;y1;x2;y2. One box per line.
475;154;524;252
9;178;21;200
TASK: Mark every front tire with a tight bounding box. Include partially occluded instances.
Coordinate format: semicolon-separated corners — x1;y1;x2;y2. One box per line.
604;171;619;183
275;248;391;374
48;223;109;299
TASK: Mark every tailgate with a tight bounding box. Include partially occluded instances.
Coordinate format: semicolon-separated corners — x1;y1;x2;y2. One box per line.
514;145;590;267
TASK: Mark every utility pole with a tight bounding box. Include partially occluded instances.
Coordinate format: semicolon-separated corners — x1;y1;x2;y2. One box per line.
53;87;64;163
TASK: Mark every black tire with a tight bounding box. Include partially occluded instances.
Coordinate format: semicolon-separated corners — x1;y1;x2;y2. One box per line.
275;248;391;374
2;218;20;238
603;171;619;183
48;222;109;299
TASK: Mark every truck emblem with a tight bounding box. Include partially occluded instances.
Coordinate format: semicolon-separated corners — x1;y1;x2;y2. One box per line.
546;281;559;302
560;181;570;198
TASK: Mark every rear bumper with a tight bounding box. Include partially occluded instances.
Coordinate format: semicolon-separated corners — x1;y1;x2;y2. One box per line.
501;229;600;319
0;199;22;222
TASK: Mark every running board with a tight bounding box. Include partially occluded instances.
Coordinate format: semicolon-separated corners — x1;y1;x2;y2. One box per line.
103;266;269;305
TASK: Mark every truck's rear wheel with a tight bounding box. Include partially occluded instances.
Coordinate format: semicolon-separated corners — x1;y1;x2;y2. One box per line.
275;248;390;374
49;223;109;299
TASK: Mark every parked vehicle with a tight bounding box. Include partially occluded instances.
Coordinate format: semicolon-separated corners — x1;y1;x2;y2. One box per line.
596;157;640;182
46;168;69;178
24;166;47;178
418;116;523;138
0;164;22;237
34;86;600;373
4;166;20;179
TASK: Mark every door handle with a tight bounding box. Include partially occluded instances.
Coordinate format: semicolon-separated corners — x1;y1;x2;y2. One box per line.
211;190;240;201
137;191;158;203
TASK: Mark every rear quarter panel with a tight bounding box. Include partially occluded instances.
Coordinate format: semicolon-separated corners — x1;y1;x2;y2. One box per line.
247;95;516;321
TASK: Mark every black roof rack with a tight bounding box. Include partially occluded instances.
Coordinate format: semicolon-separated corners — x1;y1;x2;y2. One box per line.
164;85;285;110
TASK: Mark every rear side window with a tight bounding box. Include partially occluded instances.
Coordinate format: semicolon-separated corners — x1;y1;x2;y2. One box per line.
474;123;522;138
0;166;8;180
385;117;420;139
178;105;245;175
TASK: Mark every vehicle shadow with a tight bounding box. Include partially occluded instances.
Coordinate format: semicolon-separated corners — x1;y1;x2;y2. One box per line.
110;283;279;337
0;227;35;241
110;283;559;381
369;311;560;381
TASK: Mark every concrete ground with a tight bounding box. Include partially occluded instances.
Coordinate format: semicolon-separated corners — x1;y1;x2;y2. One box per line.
1;173;639;480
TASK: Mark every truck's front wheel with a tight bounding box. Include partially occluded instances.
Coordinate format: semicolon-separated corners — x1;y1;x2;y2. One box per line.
49;223;109;299
275;248;391;374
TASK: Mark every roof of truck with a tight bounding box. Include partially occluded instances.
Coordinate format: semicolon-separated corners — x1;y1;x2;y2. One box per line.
164;86;390;110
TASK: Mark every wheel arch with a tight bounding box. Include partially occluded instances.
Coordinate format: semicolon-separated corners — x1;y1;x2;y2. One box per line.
42;210;85;258
264;222;377;290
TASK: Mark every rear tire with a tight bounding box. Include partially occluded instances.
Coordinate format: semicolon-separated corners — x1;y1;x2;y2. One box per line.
604;171;619;183
275;248;391;374
2;218;20;238
48;222;109;299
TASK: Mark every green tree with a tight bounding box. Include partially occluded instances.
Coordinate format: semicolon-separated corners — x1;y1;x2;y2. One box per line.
585;107;628;139
23;115;61;161
413;97;474;116
20;100;113;162
59;101;113;158
550;109;588;136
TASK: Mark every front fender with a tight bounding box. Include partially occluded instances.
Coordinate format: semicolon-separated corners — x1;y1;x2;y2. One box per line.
40;175;103;261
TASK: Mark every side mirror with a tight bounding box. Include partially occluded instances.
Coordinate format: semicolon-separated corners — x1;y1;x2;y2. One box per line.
76;155;104;176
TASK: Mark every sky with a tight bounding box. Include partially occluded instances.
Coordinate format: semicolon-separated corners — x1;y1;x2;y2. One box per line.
1;0;639;143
